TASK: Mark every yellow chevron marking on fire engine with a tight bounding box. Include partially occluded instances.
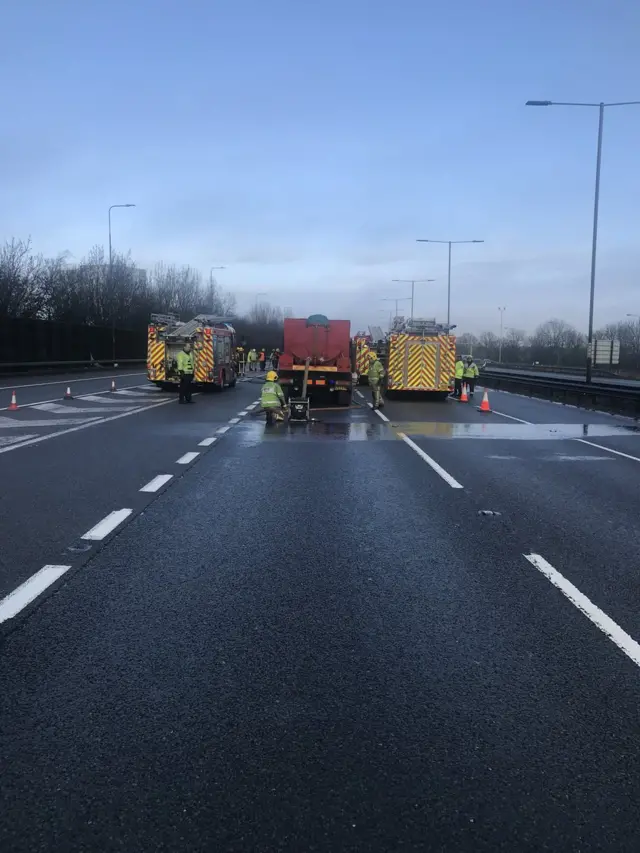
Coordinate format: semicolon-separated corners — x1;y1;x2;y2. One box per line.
195;340;214;383
147;336;166;380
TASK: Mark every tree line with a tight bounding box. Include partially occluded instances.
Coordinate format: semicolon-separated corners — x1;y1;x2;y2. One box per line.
0;238;285;350
457;317;640;372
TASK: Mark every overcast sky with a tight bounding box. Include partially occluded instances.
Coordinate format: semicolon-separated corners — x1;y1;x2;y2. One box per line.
2;0;639;337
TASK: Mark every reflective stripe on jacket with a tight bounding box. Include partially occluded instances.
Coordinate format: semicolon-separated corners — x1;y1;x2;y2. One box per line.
455;360;465;379
368;359;385;382
176;350;194;373
260;381;285;408
463;362;479;378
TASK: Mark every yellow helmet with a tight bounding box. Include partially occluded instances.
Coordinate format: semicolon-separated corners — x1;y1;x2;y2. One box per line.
369;351;378;360
266;370;278;382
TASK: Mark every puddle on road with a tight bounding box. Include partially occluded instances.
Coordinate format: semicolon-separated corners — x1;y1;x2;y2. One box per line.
395;422;640;440
236;420;393;445
234;418;640;445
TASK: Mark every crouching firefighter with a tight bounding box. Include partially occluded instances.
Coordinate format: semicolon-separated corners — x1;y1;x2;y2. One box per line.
261;370;287;423
368;351;385;409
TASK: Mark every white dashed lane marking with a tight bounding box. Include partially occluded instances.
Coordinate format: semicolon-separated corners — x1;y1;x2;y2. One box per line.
81;509;133;541
397;432;464;489
524;553;640;668
198;437;217;447
0;565;72;624
140;474;173;493
176;452;200;465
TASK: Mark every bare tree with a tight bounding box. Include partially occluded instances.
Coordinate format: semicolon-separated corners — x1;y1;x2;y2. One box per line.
0;238;46;318
456;332;478;350
248;301;283;325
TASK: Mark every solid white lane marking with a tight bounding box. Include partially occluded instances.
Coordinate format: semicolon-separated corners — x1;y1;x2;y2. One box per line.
0;416;101;428
576;439;640;464
81;509;132;541
217;425;230;434
228;417;240;424
198;437;217;446
176;451;199;464
490;409;531;424
367;402;390;422
0;565;72;624
524;553;640;668
397;432;464;489
140;474;173;493
0;435;39;446
0;398;174;456
32;402;138;414
0;373;146;392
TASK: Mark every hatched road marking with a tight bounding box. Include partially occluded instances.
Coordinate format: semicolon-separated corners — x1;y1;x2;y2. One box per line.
0;417;102;428
0;398;175;456
0;386;175;454
0;373;146;393
32;402;139;414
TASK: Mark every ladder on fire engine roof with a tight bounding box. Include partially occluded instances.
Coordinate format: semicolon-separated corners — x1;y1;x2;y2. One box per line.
368;325;385;342
162;315;236;339
390;316;455;335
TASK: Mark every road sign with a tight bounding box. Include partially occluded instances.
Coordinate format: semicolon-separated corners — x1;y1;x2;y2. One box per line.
589;339;620;365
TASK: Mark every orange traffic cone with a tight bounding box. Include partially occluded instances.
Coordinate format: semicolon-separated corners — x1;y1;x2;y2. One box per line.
477;389;492;413
8;390;18;411
459;382;468;403
64;386;73;400
110;379;116;392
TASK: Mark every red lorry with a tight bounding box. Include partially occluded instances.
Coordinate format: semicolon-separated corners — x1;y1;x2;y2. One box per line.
277;314;353;406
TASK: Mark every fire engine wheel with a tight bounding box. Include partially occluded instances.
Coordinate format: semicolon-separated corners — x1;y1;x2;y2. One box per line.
229;376;237;388
336;390;351;407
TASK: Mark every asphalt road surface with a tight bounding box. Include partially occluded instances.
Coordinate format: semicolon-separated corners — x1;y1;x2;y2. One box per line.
2;376;640;851
484;364;640;387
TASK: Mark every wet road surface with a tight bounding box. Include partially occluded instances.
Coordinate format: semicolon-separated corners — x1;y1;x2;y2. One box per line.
2;381;640;851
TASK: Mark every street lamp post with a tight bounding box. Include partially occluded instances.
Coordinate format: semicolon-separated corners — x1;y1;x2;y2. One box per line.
209;266;226;314
392;278;435;320
108;203;136;362
381;296;411;323
526;99;640;383
415;239;484;327
498;306;506;363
